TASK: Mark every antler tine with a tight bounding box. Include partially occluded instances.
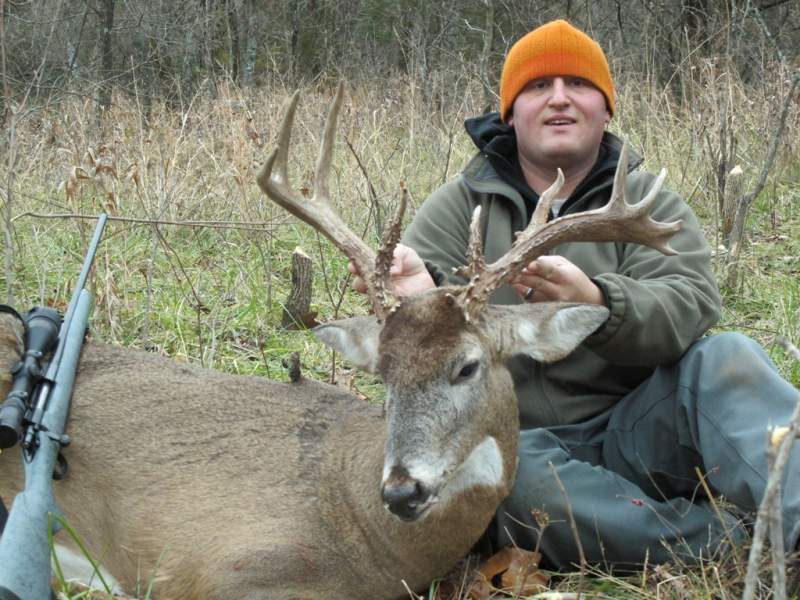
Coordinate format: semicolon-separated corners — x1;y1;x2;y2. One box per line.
528;168;564;231
517;169;564;239
460;142;682;319
258;84;388;319
274;91;299;184
453;206;485;280
373;183;409;310
602;166;677;255
257;91;299;189
314;81;344;202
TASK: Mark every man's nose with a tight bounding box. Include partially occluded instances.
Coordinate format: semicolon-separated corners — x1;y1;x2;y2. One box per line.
548;77;570;106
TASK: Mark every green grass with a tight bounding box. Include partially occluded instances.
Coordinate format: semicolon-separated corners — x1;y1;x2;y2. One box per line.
2;68;799;599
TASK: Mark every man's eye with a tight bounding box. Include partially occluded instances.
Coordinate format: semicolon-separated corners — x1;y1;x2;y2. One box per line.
530;79;550;90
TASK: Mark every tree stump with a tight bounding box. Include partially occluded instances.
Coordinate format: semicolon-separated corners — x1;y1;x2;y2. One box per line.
722;165;744;246
281;247;317;329
282;351;302;382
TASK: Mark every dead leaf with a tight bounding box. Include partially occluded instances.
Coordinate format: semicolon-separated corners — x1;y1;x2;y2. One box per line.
466;547;549;599
95;162;118;178
500;547;549;595
72;166;91;180
124;162;141;188
84;147;97;167
62;166;90;204
104;190;118;214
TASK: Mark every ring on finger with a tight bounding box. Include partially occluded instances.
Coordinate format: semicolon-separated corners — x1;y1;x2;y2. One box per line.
524;287;535;301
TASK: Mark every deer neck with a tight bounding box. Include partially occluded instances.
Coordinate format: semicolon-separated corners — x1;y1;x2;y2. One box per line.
318;377;519;596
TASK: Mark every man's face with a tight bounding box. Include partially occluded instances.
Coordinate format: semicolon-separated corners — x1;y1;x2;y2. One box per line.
508;75;610;174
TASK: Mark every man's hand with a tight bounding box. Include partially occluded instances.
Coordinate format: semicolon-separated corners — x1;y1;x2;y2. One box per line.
511;255;605;305
349;243;436;297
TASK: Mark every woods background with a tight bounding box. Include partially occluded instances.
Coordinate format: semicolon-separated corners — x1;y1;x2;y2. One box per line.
0;0;798;388
3;0;800;110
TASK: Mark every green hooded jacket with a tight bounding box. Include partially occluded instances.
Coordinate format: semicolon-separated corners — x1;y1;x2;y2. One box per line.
401;113;721;429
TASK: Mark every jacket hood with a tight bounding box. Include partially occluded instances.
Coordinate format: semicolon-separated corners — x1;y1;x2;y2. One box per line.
465;112;513;152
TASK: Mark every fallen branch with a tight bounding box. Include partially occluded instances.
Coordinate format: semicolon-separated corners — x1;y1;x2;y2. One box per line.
741;396;800;600
11;211;287;234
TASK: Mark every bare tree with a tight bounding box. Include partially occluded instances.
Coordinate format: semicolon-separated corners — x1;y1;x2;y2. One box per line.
96;0;115;116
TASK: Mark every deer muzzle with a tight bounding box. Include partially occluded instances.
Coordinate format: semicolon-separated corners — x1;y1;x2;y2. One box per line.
381;465;439;522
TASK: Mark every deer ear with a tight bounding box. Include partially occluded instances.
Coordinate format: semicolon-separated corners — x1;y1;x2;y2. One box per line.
484;303;609;363
313;316;383;373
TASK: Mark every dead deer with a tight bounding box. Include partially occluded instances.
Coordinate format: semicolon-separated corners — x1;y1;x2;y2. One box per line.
0;84;680;599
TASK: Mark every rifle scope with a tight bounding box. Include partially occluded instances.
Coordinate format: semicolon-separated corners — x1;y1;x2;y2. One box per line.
0;307;61;449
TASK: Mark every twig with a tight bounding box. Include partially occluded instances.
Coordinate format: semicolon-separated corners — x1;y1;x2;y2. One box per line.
768;445;787;600
742;398;800;600
776;337;800;363
11;211;286;234
343;135;381;236
547;461;586;600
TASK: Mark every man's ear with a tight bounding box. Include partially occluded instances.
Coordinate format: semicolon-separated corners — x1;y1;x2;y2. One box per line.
483;303;609;363
313;316;383;373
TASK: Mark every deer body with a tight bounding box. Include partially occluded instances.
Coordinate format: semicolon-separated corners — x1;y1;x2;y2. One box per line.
0;295;523;600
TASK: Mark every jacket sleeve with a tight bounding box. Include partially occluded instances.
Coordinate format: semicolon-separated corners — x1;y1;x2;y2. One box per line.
584;172;721;366
401;177;476;287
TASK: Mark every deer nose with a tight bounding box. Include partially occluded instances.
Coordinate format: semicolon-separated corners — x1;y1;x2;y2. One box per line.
381;466;433;522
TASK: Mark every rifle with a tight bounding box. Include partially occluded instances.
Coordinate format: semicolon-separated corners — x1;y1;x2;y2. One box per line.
0;215;108;600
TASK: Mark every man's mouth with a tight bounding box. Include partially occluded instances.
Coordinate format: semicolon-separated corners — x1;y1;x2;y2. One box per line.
545;118;576;126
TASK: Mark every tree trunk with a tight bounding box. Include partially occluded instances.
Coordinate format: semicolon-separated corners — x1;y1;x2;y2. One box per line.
226;0;240;81
0;0;9;125
241;0;257;87
478;0;495;113
66;2;90;82
96;0;115;115
203;0;214;75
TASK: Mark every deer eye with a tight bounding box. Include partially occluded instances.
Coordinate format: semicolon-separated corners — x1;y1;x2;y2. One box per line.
455;361;479;381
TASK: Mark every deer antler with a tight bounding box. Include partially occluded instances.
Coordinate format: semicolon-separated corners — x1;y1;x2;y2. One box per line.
458;143;683;320
257;83;406;322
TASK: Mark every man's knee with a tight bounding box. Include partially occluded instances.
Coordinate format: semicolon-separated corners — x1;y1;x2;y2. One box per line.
681;332;778;391
502;429;571;515
685;331;765;362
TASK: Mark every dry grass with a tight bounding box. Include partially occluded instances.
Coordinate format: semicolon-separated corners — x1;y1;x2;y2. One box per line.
2;63;799;598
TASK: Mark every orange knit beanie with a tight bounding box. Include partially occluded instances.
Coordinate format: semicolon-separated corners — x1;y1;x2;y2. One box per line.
499;20;615;121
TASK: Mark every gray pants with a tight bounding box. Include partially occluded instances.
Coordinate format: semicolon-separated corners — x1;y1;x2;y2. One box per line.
491;332;800;568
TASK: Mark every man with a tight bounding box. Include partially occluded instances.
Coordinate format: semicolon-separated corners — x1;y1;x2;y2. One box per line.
354;20;800;568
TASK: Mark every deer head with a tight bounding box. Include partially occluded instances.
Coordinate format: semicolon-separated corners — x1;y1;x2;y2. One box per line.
257;83;681;523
